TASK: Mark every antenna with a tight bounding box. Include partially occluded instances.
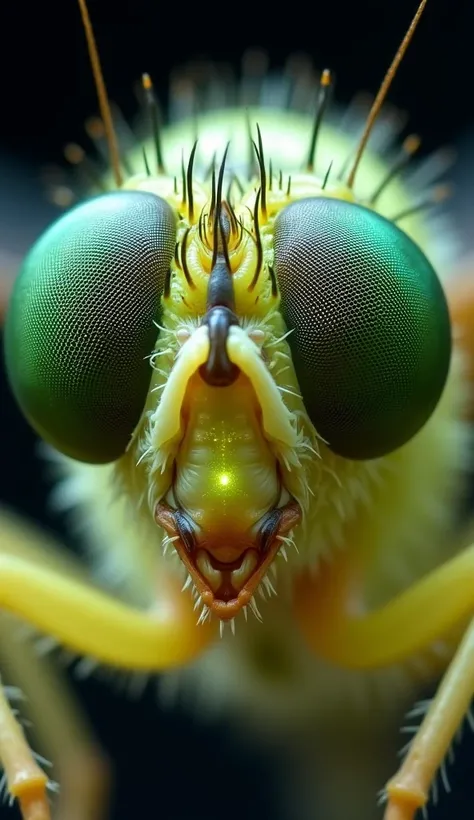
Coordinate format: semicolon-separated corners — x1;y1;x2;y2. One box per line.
77;0;123;187
346;0;428;190
142;73;165;174
306;69;332;173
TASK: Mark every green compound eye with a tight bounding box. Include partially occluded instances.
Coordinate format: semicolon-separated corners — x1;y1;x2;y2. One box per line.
5;190;176;464
273;197;452;460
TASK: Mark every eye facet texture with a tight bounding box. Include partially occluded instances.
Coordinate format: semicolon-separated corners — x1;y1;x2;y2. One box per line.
5;190;176;464
273;197;451;460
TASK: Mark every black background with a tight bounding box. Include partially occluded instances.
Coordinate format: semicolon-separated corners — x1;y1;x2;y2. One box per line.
0;0;473;160
1;0;474;818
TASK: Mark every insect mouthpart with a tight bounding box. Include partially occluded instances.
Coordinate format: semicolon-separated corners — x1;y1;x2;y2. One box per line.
154;500;301;620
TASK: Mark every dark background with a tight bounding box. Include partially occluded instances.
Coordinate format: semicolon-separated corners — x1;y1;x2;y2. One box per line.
1;0;474;817
0;0;473;161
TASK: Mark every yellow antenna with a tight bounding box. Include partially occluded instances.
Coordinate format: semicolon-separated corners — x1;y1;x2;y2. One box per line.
77;0;123;187
347;0;428;190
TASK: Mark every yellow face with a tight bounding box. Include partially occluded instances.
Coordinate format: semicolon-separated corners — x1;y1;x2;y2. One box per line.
105;122;450;623
4;17;452;627
122;153;326;621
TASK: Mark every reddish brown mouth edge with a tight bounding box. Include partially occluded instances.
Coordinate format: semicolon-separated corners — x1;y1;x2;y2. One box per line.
155;501;301;620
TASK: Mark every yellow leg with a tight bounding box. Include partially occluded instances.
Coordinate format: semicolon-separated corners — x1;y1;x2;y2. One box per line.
0;619;110;820
292;541;474;816
292;544;474;668
0;509;111;819
0;681;51;820
0;506;216;669
0;553;216;670
0;507;216;818
383;616;474;818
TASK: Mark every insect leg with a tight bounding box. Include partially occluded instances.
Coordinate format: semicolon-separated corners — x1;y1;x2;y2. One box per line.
0;551;216;671
0;618;110;820
293;543;474;669
0;679;51;820
0;509;111;819
383;615;474;819
293;536;474;816
0;501;215;671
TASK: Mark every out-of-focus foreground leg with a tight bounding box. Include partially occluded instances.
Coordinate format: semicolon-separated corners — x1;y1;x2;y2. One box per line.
0;509;111;820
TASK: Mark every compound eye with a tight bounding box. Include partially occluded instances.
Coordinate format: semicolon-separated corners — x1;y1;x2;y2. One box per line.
273;197;451;460
5;190;176;464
